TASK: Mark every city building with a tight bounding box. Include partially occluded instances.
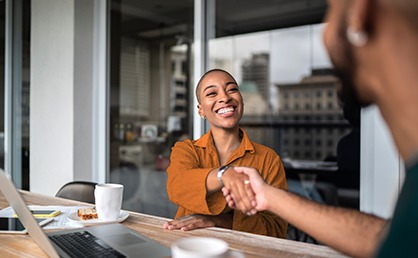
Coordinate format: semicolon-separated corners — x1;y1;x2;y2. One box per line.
276;68;349;160
242;53;271;111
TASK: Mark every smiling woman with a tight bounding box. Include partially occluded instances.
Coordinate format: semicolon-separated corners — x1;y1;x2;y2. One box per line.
164;69;288;238
197;69;244;134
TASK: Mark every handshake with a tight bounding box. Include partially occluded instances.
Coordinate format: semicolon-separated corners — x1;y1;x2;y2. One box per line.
221;166;271;216
164;166;285;233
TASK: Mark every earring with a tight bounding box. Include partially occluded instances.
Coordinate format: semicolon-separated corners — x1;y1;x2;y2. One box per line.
346;26;368;47
201;115;206;120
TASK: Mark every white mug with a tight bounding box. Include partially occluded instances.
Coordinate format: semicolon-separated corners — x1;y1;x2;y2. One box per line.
94;183;124;221
172;237;243;258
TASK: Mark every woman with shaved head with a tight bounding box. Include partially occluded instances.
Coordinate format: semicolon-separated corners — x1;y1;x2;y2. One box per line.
164;69;288;238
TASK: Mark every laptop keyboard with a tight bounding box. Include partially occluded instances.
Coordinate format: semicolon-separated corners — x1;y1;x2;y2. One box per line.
49;231;126;258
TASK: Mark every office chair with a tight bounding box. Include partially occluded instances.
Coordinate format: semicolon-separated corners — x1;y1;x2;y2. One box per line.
55;181;97;204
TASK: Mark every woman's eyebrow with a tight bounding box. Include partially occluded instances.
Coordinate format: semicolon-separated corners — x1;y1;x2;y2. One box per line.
203;81;238;92
203;85;216;92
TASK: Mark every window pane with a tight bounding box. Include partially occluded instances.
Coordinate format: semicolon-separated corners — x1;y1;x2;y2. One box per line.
1;1;31;190
210;0;360;242
109;0;193;218
0;1;5;172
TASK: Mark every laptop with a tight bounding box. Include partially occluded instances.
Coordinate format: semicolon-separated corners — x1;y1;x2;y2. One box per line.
0;169;171;258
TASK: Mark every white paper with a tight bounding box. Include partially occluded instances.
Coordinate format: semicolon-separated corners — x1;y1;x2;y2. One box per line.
0;205;91;230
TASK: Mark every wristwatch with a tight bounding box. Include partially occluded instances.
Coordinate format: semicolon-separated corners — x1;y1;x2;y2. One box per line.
217;165;229;187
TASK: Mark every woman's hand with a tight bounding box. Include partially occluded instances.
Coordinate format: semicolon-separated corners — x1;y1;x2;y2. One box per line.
163;213;233;231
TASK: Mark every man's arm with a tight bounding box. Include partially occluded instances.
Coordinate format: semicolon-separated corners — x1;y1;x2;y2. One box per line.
225;166;387;258
266;187;386;258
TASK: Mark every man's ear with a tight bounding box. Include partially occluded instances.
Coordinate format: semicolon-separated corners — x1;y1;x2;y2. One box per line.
348;0;373;33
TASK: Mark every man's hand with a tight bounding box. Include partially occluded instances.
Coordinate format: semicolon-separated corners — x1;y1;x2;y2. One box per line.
222;166;270;214
221;167;256;213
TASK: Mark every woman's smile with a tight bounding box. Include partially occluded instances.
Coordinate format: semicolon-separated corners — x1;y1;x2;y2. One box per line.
216;106;236;116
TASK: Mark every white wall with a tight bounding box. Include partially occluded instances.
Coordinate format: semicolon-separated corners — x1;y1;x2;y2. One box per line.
30;1;75;195
30;0;103;196
360;105;405;218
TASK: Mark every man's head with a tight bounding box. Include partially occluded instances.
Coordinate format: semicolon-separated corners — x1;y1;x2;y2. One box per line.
323;0;418;107
323;0;370;108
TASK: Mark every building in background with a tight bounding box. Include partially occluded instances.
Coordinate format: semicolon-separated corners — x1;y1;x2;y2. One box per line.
242;53;272;112
276;68;348;160
240;81;268;116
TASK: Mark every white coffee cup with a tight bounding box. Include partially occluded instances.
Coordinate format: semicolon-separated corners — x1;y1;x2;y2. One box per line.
172;237;242;258
94;183;124;221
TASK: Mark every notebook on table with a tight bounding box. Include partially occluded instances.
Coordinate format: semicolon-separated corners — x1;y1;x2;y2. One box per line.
0;169;171;258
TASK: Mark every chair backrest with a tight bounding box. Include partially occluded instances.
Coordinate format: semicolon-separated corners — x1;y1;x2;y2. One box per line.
55;181;97;204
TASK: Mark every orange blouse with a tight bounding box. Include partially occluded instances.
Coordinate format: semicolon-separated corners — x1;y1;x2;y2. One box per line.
166;128;288;238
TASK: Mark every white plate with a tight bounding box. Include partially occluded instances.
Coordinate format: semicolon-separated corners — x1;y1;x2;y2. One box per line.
67;210;129;226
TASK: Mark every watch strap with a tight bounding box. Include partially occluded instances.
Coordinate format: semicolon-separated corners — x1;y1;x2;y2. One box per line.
217;165;229;188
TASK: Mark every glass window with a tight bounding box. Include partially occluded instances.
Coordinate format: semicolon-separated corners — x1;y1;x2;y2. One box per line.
1;1;31;189
108;0;193;218
0;3;5;172
208;0;360;222
284;103;289;110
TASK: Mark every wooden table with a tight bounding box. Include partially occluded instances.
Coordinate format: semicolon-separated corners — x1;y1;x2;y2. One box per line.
0;190;347;258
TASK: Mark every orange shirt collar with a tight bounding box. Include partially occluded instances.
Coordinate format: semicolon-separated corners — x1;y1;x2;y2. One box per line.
194;128;255;155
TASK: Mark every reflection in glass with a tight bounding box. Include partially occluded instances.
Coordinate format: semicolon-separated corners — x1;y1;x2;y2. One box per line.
208;21;360;219
109;0;193;218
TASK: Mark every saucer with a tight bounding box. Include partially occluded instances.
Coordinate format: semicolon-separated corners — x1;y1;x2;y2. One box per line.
67;210;129;226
